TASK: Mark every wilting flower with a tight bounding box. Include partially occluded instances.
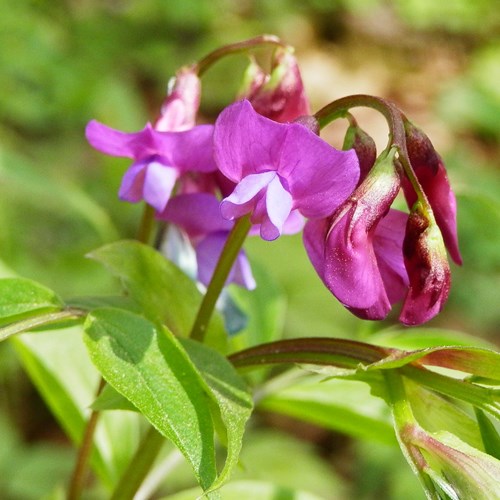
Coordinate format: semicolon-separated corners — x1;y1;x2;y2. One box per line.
158;193;256;289
403;120;462;265
400;204;451;325
238;47;310;123
154;66;201;132
85;122;216;212
214;100;360;241
303;148;409;320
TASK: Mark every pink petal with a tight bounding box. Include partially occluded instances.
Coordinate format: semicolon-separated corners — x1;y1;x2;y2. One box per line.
263;175;293;240
118;161;147;203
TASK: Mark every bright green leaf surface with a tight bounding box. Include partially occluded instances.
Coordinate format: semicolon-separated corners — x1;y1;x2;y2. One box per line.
258;374;395;445
181;339;253;490
88;240;226;350
83;307;218;491
0;278;63;325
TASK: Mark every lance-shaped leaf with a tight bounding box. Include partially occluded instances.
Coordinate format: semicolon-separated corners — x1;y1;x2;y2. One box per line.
83;307;218;492
0;278;63;326
88;240;226;350
181;338;253;490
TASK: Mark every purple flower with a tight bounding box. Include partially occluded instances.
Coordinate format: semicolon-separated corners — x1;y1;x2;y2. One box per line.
214;100;360;241
403;120;462;265
303;149;409;320
85;122;217;212
399;206;451;325
238;47;310;123
158;193;256;289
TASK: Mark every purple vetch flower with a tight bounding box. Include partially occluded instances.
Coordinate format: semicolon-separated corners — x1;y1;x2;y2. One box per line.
399;205;451;325
85;121;217;212
158;193;256;289
403;120;462;265
214;100;360;241
303;149;409;320
238;47;310;123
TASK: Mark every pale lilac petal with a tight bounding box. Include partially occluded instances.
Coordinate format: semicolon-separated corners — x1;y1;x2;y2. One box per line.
220;171;276;220
143;162;178;212
279;124;360;218
158;193;232;238
264;175;293;239
282;210;305;235
214;100;286;181
196;233;256;289
118;161;147;203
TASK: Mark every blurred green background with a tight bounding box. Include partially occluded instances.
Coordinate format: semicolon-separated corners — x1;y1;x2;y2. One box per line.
0;0;499;498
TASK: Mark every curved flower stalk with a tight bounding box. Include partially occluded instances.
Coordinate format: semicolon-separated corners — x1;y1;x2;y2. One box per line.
302;95;462;325
214;100;360;241
158;193;256;290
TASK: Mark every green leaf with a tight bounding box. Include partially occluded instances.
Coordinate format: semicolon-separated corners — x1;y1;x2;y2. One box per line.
88;240;226;350
474;409;500;460
83;307;218;491
181;339;253;490
258;373;395;445
11;325;141;489
91;384;138;412
405;380;483;450
0;278;63;326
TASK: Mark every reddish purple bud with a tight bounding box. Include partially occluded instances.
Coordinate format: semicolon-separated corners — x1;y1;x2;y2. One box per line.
238;48;310;123
403;120;462;265
343;122;377;184
154;66;201;132
400;205;451;325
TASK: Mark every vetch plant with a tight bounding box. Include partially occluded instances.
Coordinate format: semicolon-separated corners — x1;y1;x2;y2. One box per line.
1;35;498;499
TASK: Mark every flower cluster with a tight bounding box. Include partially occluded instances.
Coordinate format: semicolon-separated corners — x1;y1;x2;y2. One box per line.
86;38;461;326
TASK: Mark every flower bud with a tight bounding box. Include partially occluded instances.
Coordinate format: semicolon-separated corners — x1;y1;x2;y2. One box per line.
403;120;462;264
155;66;201;132
400;204;451;325
238;47;310;123
343;121;377;183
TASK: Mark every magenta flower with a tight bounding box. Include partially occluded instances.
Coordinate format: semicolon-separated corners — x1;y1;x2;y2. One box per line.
303;150;409;320
214;100;360;241
238;47;310;123
85;122;216;212
403;120;462;265
158;193;256;289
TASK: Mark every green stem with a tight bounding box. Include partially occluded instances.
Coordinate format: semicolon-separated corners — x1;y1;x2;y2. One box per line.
110;427;165;500
0;308;85;342
67;377;106;500
383;370;438;497
190;215;252;342
194;34;288;77
136;203;156;244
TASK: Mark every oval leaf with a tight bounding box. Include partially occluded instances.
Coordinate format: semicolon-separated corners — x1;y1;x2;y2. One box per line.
83;307;218;491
